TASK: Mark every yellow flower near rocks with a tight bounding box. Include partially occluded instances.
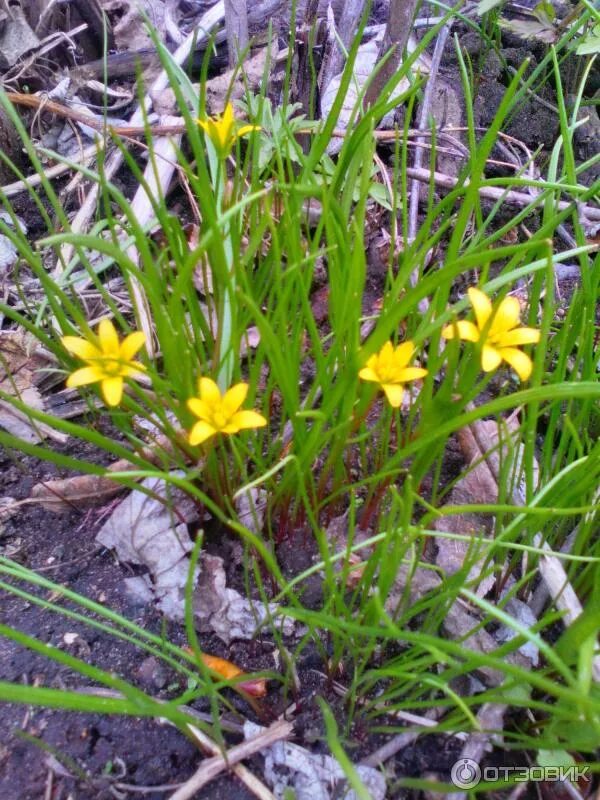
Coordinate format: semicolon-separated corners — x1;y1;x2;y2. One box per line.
442;287;540;381
359;341;428;408
187;377;267;445
197;102;260;159
61;319;146;407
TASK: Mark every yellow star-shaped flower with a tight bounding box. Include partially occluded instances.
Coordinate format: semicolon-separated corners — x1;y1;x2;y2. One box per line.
187;377;267;445
61;319;146;407
442;287;540;381
197;102;260;159
359;340;428;408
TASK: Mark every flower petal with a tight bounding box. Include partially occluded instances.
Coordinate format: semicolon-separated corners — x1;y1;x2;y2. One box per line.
468;288;492;331
490;295;521;335
392;341;415;369
98;319;120;356
61;336;100;360
500;347;533;381
222;103;235;139
198;377;222;406
442;320;480;342
189;420;217;446
101;376;124;406
66;366;102;388
120;361;146;377
120;331;146;361
397;366;428;383
358;367;379;383
496;327;540;347
481;344;502;372
235;124;260;138
187;397;212;420
382;383;405;408
222;383;248;416
230;410;267;431
378;341;394;365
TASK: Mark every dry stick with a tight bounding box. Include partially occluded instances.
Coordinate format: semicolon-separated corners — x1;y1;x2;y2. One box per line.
363;0;421;109
224;0;249;67
407;21;453;315
181;723;277;800
53;0;226;279
529;528;579;615
319;0;368;93
124;115;183;354
169;720;292;800
5;93;599;223
407;22;453;246
532;528;600;683
447;703;507;800
403;164;600;222
0;143;102;198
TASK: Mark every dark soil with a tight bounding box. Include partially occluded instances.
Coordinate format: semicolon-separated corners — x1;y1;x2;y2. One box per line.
0;443;267;800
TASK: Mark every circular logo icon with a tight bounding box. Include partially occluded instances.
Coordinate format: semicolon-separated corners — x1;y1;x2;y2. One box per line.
451;758;482;789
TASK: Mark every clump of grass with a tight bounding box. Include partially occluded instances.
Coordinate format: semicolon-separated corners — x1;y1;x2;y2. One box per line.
0;3;598;787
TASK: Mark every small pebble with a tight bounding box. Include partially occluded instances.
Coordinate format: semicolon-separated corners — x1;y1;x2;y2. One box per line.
136;656;168;690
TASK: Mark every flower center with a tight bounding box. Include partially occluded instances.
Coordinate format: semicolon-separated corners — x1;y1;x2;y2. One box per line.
487;330;504;347
212;410;230;429
99;357;124;376
377;364;399;383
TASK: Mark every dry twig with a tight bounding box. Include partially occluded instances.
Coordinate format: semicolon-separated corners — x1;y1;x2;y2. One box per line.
169;720;291;800
52;0;226;278
363;0;421;108
319;0;368;92
224;0;249;66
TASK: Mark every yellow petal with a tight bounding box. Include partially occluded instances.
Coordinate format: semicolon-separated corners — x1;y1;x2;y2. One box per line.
495;327;540;347
235;124;260;138
500;347;533;381
359;367;379;383
468;288;492;331
379;341;394;362
120;362;146;377
481;344;502;372
199;118;228;154
98;319;120;356
66;365;102;387
187;397;211;420
222;383;248;416
222;103;235;139
120;331;146;361
199;377;222;405
382;383;405;408
61;336;100;360
229;410;267;431
442;320;480;342
189;420;217;446
101;376;124;406
491;295;521;335
397;366;428;383
392;341;415;369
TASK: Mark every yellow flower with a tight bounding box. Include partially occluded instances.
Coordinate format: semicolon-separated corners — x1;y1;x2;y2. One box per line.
197;102;260;159
442;287;540;381
61;319;146;407
187;377;267;445
359;341;428;408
